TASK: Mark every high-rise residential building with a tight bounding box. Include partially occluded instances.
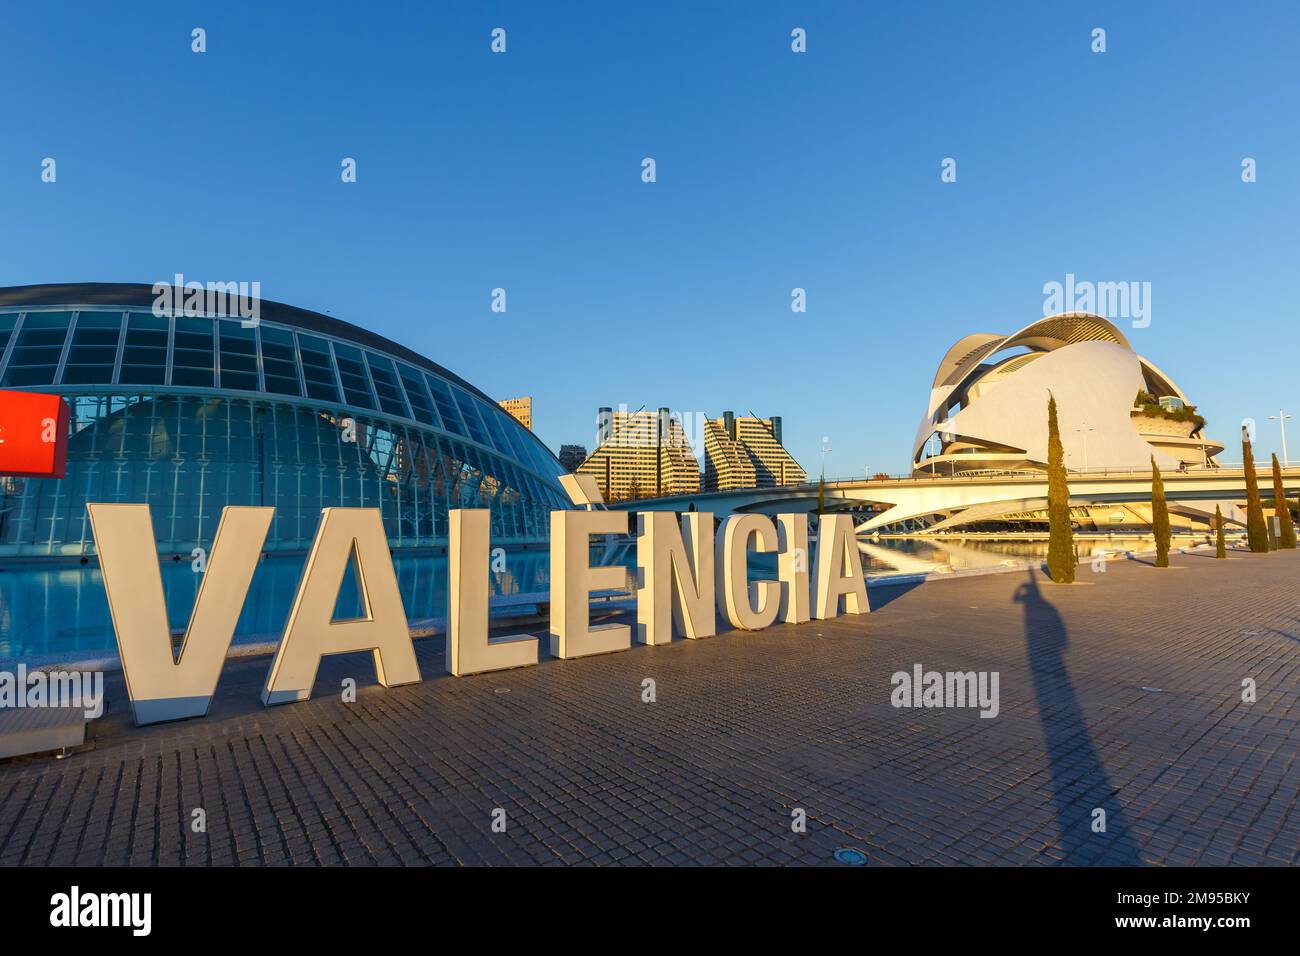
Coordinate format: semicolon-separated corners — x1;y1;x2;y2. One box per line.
557;444;588;473
576;407;700;502
702;412;807;490
498;395;532;431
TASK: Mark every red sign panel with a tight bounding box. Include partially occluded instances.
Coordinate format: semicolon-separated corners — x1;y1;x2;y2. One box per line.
0;391;70;478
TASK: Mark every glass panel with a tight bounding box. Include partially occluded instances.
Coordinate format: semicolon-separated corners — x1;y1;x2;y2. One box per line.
451;386;490;446
297;333;340;403
0;313;19;358
364;352;410;418
501;415;535;467
1;312;72;387
171;316;215;387
0;388;565;559
259;324;301;396
522;434;556;478
332;342;376;409
425;374;466;437
59;312;123;385
218;320;259;392
476;399;514;456
118;312;169;385
396;362;439;427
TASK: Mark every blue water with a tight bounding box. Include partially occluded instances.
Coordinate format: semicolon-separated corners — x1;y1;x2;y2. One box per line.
0;548;562;663
3;534;1168;663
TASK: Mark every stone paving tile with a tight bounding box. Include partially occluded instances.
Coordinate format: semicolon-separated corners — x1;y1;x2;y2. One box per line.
0;548;1297;866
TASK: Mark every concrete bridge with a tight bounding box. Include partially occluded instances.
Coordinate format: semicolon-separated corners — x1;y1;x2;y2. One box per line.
609;466;1300;534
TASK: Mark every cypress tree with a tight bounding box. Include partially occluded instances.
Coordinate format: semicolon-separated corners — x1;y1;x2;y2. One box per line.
1243;435;1269;553
1215;504;1227;559
1271;453;1296;548
1151;456;1170;567
1046;395;1074;583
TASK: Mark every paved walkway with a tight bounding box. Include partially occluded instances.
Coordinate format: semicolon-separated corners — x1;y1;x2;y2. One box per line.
1;549;1297;866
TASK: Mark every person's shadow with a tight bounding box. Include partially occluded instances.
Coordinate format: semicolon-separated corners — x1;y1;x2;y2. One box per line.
1014;572;1144;865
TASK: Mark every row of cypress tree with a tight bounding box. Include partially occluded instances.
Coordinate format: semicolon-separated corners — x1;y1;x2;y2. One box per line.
1045;398;1297;583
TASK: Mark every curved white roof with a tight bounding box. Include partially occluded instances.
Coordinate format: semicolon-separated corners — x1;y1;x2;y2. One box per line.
914;312;1201;470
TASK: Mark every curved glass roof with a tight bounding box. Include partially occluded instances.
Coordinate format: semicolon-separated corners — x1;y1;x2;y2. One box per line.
0;284;564;485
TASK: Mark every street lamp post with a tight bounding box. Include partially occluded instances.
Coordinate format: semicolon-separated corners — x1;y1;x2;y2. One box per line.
1269;410;1292;466
821;436;832;481
1073;423;1095;472
934;424;956;477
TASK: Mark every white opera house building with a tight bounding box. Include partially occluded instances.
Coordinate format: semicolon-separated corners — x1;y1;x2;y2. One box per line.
913;313;1224;478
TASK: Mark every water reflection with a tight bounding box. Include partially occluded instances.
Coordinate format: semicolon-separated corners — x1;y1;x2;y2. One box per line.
0;534;1216;663
860;534;1215;575
0;549;554;663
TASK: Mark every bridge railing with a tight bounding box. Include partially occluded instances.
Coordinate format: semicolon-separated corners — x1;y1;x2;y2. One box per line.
823;462;1274;485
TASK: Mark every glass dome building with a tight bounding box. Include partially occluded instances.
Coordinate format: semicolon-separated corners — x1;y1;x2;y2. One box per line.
0;283;571;558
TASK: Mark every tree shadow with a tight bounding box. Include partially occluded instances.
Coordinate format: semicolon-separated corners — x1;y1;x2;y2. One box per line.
867;577;926;611
1013;571;1144;865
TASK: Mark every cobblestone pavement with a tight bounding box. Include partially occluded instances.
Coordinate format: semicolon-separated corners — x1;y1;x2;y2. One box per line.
1;548;1297;866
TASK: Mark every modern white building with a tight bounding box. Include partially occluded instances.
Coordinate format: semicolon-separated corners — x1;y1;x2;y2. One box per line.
913;313;1224;477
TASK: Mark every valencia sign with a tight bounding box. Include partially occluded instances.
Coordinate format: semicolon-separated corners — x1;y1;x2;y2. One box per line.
87;505;870;726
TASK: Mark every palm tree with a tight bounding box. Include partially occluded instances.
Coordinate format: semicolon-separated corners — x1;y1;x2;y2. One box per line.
1271;454;1296;548
1215;504;1227;559
1046;395;1074;583
1151;456;1170;567
1243;434;1269;552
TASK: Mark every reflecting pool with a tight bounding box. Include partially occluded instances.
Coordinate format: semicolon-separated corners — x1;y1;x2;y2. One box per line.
0;533;1224;664
859;533;1219;574
0;548;558;664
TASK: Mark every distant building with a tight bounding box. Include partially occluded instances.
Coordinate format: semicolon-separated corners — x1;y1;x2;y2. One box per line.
913;312;1223;476
498;395;532;431
557;444;587;473
703;412;807;490
576;407;700;502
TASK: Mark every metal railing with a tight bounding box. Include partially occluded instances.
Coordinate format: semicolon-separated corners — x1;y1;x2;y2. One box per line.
611;461;1292;505
823;463;1285;485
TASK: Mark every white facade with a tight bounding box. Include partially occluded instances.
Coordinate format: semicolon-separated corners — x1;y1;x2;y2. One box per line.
913;313;1224;476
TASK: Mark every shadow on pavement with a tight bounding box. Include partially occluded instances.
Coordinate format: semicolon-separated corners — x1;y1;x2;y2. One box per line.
1014;570;1144;865
867;578;926;611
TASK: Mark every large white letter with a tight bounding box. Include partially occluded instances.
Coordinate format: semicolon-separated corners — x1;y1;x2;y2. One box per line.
777;513;811;623
262;508;420;705
814;514;870;619
637;511;716;644
550;510;632;658
87;504;272;725
447;509;538;676
714;514;780;631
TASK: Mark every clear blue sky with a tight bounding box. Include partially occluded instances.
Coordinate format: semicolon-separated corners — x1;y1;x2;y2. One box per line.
2;1;1297;475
